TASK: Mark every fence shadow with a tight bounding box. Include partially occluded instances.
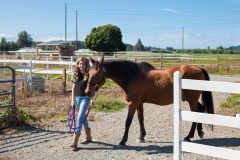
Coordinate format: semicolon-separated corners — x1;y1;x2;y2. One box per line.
194;137;240;148
1;125;239;155
0;124;69;154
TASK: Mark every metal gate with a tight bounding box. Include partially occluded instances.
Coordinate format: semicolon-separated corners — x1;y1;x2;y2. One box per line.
0;66;16;127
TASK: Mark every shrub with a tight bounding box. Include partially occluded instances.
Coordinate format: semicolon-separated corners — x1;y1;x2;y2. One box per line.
221;94;240;114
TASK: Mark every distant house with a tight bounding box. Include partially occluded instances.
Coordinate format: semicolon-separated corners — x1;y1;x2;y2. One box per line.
17;47;43;53
37;40;74;54
37;40;74;60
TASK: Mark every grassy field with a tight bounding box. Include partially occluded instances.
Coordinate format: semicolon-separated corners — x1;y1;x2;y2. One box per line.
1;52;240;127
1;52;240;75
221;94;240;114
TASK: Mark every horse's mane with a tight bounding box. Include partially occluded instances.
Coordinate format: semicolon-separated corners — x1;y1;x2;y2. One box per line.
103;60;155;84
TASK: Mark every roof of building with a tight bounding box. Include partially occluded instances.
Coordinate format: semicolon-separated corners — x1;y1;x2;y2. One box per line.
17;47;43;52
37;40;72;46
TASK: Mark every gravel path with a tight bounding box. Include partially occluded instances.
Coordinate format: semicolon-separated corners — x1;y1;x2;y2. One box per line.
1;75;240;160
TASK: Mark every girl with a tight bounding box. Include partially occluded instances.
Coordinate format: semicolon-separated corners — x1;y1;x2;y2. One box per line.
70;57;93;148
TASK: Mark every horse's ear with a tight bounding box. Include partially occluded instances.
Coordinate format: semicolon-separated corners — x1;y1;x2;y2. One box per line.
89;57;97;68
99;56;104;65
90;57;95;64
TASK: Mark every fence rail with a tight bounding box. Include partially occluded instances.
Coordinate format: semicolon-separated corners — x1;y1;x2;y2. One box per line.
173;71;240;160
1;52;240;74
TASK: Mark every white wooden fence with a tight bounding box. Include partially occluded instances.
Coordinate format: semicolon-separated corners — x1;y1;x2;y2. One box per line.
173;71;240;160
0;59;74;74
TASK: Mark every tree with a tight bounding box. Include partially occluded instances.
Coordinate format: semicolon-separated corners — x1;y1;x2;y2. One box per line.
16;31;33;48
166;46;174;52
125;43;134;51
72;41;86;50
1;37;7;43
0;37;5;51
85;24;126;52
134;38;145;51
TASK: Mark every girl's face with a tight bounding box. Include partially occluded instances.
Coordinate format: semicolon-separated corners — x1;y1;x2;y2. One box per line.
78;60;87;73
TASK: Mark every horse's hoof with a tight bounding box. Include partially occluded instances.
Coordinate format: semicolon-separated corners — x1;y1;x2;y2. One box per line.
119;141;126;146
183;137;192;142
136;138;145;143
199;132;204;139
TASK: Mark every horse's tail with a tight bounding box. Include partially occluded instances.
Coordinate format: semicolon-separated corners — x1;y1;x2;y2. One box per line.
201;68;214;116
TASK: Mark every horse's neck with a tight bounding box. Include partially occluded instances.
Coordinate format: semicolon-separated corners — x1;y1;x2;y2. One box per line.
104;64;127;92
106;73;126;90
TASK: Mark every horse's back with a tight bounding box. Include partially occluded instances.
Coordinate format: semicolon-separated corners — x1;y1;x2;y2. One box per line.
179;65;205;80
142;65;206;105
162;65;205;80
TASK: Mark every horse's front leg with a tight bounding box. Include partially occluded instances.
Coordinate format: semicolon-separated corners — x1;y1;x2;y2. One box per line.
119;102;137;146
136;103;146;143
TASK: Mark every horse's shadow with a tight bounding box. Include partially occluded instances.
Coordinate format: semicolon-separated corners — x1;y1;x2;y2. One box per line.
74;137;240;155
74;140;173;155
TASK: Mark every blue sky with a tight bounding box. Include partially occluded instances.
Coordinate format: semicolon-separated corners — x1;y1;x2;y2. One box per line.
0;0;239;49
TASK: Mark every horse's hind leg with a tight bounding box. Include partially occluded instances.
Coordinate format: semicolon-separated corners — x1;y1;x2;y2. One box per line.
184;122;197;142
119;102;137;146
184;102;204;141
197;102;205;139
136;104;146;143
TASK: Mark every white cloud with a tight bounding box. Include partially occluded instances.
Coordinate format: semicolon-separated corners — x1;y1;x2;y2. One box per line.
159;32;183;41
39;36;65;42
160;8;181;14
0;33;16;39
38;36;77;42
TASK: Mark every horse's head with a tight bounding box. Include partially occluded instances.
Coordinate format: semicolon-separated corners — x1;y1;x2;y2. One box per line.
85;56;106;97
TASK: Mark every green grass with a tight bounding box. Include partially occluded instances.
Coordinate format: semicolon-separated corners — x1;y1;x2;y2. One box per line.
93;95;127;112
221;94;240;113
56;115;69;122
0;108;35;128
101;79;116;89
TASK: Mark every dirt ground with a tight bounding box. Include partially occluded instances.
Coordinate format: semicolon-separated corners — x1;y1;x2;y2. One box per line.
0;79;125;132
0;75;240;160
0;74;238;133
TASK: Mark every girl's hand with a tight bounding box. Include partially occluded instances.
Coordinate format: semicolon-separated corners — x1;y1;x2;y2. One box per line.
90;100;94;107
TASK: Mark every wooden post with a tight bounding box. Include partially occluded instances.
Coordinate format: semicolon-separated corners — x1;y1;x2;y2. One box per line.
36;47;39;59
62;68;66;94
20;81;25;94
160;54;163;69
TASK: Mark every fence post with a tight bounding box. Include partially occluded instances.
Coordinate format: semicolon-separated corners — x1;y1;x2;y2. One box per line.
160;54;163;69
29;61;33;92
173;71;182;160
71;56;73;72
46;56;49;79
4;53;6;74
62;68;66;94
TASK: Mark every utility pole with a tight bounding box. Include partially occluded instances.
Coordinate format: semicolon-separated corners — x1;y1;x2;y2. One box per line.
182;27;184;54
76;10;78;51
65;3;67;41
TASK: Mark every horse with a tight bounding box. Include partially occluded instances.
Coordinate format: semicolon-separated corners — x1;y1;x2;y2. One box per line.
85;56;214;146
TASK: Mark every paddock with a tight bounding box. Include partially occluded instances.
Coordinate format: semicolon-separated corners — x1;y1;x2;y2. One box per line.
0;75;239;160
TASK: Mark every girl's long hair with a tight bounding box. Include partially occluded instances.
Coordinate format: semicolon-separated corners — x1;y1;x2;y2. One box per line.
73;57;90;80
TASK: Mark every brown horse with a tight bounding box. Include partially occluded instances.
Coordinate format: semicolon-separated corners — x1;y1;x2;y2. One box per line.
85;56;214;146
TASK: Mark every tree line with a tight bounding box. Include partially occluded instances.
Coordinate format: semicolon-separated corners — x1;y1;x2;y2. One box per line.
1;24;240;54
